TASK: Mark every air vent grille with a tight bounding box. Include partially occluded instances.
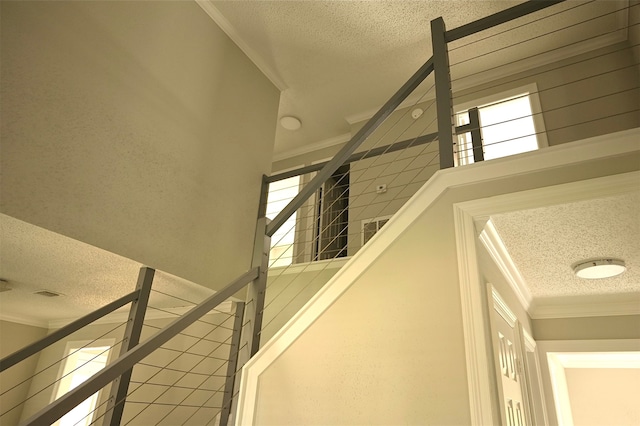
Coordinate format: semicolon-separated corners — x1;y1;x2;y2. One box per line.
35;290;61;298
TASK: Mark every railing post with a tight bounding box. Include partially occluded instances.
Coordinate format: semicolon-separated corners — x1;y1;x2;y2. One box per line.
219;302;245;426
103;267;154;426
431;16;455;169
468;107;484;163
243;216;271;358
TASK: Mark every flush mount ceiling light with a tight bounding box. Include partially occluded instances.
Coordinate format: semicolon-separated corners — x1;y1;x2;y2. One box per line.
280;116;302;131
573;258;626;279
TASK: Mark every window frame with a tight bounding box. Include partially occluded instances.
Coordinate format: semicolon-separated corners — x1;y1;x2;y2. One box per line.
454;83;548;165
50;339;116;426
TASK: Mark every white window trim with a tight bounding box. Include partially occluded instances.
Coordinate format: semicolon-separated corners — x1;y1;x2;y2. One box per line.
50;339;116;426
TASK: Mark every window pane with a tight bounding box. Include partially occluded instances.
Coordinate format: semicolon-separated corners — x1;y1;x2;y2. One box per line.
266;176;300;267
479;95;538;160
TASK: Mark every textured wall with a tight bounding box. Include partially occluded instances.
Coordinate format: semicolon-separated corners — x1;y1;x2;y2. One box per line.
0;1;280;290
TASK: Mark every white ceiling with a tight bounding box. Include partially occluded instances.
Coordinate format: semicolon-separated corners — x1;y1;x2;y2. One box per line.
0;213;225;328
490;191;640;300
198;0;629;159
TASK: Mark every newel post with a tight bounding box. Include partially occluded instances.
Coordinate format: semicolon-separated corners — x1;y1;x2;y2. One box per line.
431;17;455;169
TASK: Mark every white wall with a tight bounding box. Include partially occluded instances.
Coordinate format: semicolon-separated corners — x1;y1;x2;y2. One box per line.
0;1;280;291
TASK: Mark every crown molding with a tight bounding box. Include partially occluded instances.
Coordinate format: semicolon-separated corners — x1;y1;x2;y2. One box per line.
490;285;519;327
195;0;287;91
480;220;532;312
272;133;351;163
0;313;49;329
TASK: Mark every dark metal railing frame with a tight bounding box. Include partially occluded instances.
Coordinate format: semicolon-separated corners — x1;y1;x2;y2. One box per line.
4;2;569;425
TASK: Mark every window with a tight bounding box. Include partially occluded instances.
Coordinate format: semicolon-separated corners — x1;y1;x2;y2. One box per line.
52;342;112;426
314;165;349;260
266;175;301;267
455;84;547;166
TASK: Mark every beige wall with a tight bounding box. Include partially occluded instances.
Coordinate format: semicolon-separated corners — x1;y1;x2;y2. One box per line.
18;313;233;425
565;367;640;425
629;0;640;71
0;320;48;426
271;41;639;259
252;146;640;425
533;315;640;341
262;265;344;344
0;1;280;291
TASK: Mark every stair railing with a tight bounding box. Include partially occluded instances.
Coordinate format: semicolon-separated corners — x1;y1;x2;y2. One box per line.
7;0;637;423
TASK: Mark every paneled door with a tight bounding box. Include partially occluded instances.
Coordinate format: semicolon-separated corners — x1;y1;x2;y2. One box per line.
489;287;532;426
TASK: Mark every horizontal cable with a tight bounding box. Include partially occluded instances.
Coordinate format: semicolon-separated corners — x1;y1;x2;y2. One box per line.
129;381;223;392
451;21;639;85
125;401;221;409
263;131;440;314
450;6;635;68
142;323;231;346
180;342;250;426
459;108;640;157
453;42;639;100
134;363;228;378
122;330;235;425
455;86;638;149
0;322;126;417
144;306;235;332
448;0;596;51
149;289;234;317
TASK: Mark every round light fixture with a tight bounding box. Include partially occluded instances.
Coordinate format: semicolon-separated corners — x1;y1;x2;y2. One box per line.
280;116;302;131
572;258;626;279
411;108;424;119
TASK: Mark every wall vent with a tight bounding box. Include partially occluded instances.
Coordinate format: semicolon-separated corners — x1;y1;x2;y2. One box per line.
361;216;392;246
35;290;62;297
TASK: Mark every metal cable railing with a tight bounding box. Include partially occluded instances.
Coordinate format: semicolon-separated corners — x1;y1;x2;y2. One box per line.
257;0;639;345
0;317;128;425
259;74;441;342
3;1;638;424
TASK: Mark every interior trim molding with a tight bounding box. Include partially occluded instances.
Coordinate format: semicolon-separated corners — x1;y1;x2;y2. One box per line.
236;128;639;424
0;313;49;329
195;0;287;91
480;220;532;312
491;285;518;327
272;132;352;163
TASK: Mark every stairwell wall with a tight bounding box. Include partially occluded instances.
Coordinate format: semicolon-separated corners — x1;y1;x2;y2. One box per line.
0;1;280;291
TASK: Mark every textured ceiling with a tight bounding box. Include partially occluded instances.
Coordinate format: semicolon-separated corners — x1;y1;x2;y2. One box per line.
490;191;640;300
203;0;629;158
0;214;220;327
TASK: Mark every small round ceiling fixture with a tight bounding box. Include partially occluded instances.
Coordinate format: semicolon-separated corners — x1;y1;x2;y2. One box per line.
280;116;302;131
411;108;424;119
573;258;626;279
